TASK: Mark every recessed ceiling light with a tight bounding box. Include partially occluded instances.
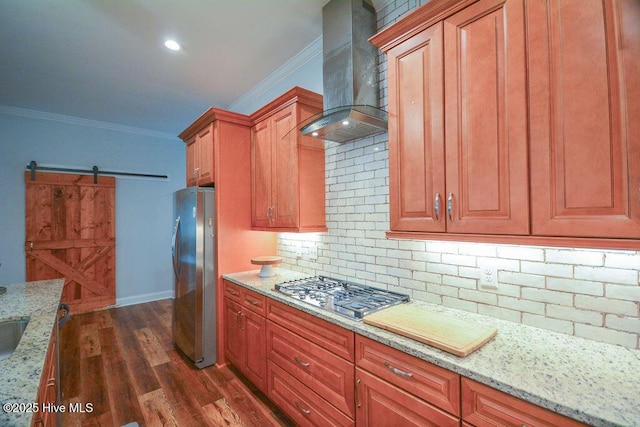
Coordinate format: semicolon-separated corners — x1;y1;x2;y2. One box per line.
164;39;182;51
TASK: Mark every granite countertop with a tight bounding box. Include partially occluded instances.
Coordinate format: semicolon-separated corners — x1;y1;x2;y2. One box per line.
0;279;65;427
223;269;640;427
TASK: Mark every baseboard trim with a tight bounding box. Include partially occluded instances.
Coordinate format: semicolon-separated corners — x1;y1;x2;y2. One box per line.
116;290;174;307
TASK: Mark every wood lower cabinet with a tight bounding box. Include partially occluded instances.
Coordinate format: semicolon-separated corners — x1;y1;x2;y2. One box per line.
266;299;355;426
250;87;326;232
223;281;267;392
356;368;459;427
355;334;460;426
32;322;58;427
461;378;587;427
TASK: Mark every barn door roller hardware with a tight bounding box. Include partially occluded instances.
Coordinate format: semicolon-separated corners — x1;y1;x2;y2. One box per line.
27;161;168;183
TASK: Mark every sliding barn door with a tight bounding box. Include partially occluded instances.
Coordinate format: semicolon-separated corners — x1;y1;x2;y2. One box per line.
25;171;116;313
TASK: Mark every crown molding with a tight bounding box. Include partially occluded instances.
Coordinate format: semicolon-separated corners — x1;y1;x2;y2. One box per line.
228;36;323;113
0;105;177;140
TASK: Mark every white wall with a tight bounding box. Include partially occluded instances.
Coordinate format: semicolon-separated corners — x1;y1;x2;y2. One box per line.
261;1;640;350
0;107;185;306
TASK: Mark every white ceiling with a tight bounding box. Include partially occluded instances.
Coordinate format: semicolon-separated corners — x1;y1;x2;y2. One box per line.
0;0;329;135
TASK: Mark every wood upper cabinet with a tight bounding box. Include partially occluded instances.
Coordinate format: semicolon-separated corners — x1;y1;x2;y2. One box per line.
250;87;326;232
527;0;640;239
185;123;214;186
377;0;529;236
179;108;252;187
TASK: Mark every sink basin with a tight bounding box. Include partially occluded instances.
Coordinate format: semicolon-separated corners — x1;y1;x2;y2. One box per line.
0;318;29;361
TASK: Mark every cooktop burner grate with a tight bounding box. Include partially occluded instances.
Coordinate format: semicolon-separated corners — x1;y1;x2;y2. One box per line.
274;275;410;320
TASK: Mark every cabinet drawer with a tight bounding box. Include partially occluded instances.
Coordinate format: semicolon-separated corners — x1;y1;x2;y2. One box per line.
267;299;354;361
223;280;266;315
223;280;243;303
462;378;586;426
267;321;354;417
267;361;354;427
356;334;460;416
356;368;460;427
241;289;266;315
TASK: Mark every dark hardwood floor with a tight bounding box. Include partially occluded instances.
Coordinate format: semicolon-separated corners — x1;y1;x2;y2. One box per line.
59;299;294;427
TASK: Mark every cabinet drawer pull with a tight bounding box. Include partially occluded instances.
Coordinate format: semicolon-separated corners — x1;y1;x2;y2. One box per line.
227;289;238;296
447;193;454;222
295;400;311;415
294;356;310;367
246;299;259;306
384;361;414;378
434;193;441;221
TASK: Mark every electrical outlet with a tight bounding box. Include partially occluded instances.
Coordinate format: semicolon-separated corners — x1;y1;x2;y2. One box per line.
308;246;318;260
479;264;498;289
296;248;304;259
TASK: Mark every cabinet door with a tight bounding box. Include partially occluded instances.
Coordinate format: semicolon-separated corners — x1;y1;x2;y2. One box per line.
186;136;198;187
355;368;459;427
444;0;529;235
242;308;267;392
251;119;272;227
528;0;640;238
197;123;214;186
387;22;445;232
271;104;299;228
223;298;243;368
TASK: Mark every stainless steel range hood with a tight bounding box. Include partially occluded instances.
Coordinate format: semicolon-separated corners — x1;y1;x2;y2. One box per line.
300;0;387;144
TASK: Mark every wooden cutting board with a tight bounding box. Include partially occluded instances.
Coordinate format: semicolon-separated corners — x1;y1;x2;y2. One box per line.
364;304;497;357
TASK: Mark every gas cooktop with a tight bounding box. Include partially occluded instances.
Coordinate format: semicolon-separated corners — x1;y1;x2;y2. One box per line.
274;275;410;320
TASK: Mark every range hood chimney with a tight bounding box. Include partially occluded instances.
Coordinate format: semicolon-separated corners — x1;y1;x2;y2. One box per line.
300;0;387;144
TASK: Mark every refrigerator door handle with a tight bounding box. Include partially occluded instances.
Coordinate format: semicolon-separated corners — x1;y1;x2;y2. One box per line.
171;216;181;280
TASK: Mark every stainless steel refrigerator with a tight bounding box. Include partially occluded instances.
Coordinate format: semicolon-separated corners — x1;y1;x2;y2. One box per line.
171;187;216;368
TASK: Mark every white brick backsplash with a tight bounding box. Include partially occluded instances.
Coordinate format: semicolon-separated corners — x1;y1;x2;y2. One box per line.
443;296;478;312
522;313;574;335
606;284;640;302
274;0;640;351
575;324;638;348
498;296;545;315
604;251;640;269
575;295;638;316
497;245;544;261
547;305;603;326
499;271;546;288
521;261;573;278
547;278;603;296
575;266;638;285
521;288;573;306
442;253;476;267
605;315;640;334
459;289;498;305
426;283;458;297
